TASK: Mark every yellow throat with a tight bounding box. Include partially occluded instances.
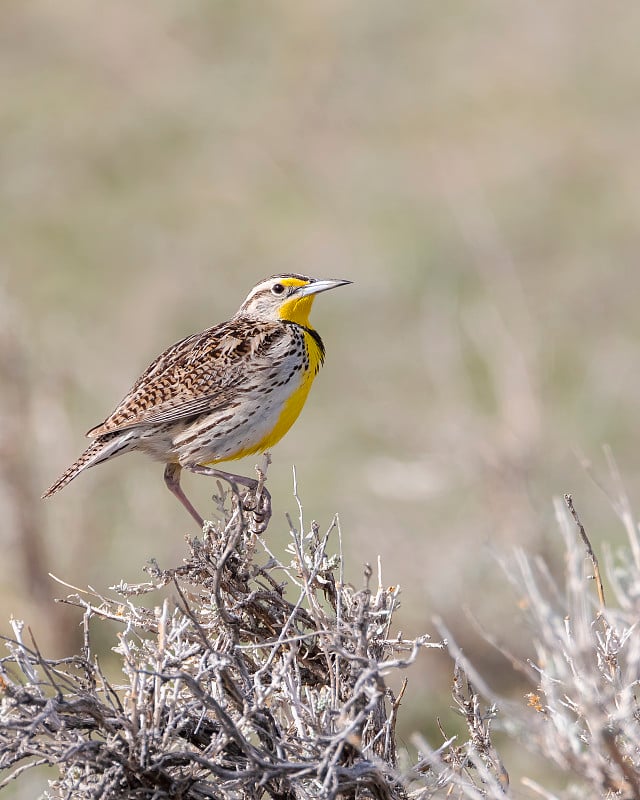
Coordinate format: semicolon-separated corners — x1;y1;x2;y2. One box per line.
216;277;329;461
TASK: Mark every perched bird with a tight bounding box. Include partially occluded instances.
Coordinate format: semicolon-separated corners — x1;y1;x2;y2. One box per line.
43;274;351;530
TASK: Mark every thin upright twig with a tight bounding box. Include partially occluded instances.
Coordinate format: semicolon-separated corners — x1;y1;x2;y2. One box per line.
564;493;606;610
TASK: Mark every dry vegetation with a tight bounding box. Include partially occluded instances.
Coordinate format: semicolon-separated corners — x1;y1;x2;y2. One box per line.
4;2;640;798
3;467;640;799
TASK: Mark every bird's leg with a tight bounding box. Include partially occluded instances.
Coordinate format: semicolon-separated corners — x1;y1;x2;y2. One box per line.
184;463;271;534
164;463;205;528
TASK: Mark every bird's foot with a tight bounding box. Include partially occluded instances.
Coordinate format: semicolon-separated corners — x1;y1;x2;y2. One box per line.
184;462;271;535
240;482;271;535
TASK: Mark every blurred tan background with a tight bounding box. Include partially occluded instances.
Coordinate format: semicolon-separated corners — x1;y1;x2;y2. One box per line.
3;0;640;789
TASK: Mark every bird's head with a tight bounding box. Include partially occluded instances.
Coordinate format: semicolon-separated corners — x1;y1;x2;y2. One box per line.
237;274;352;326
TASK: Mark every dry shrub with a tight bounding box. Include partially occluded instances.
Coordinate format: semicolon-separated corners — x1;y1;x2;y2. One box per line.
3;470;640;799
0;478;437;799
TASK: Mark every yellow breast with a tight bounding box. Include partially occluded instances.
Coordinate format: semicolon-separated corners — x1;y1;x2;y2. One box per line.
217;326;324;461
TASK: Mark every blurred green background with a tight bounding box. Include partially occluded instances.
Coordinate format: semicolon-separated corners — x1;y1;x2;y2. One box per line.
3;0;640;793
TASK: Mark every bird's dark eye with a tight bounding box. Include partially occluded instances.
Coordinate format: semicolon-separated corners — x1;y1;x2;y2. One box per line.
271;283;285;296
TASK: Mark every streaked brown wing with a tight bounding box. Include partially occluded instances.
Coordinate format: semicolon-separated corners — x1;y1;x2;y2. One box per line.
87;320;282;438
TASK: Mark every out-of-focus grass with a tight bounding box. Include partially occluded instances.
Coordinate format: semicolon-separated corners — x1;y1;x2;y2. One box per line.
3;1;640;793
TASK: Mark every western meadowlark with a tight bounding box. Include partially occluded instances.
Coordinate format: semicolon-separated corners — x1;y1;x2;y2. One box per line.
43;274;351;530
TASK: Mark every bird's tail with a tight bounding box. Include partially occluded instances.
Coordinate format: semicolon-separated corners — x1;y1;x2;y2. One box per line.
42;431;137;498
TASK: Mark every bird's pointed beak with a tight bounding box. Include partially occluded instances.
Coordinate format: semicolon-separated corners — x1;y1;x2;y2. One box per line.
296;279;353;297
